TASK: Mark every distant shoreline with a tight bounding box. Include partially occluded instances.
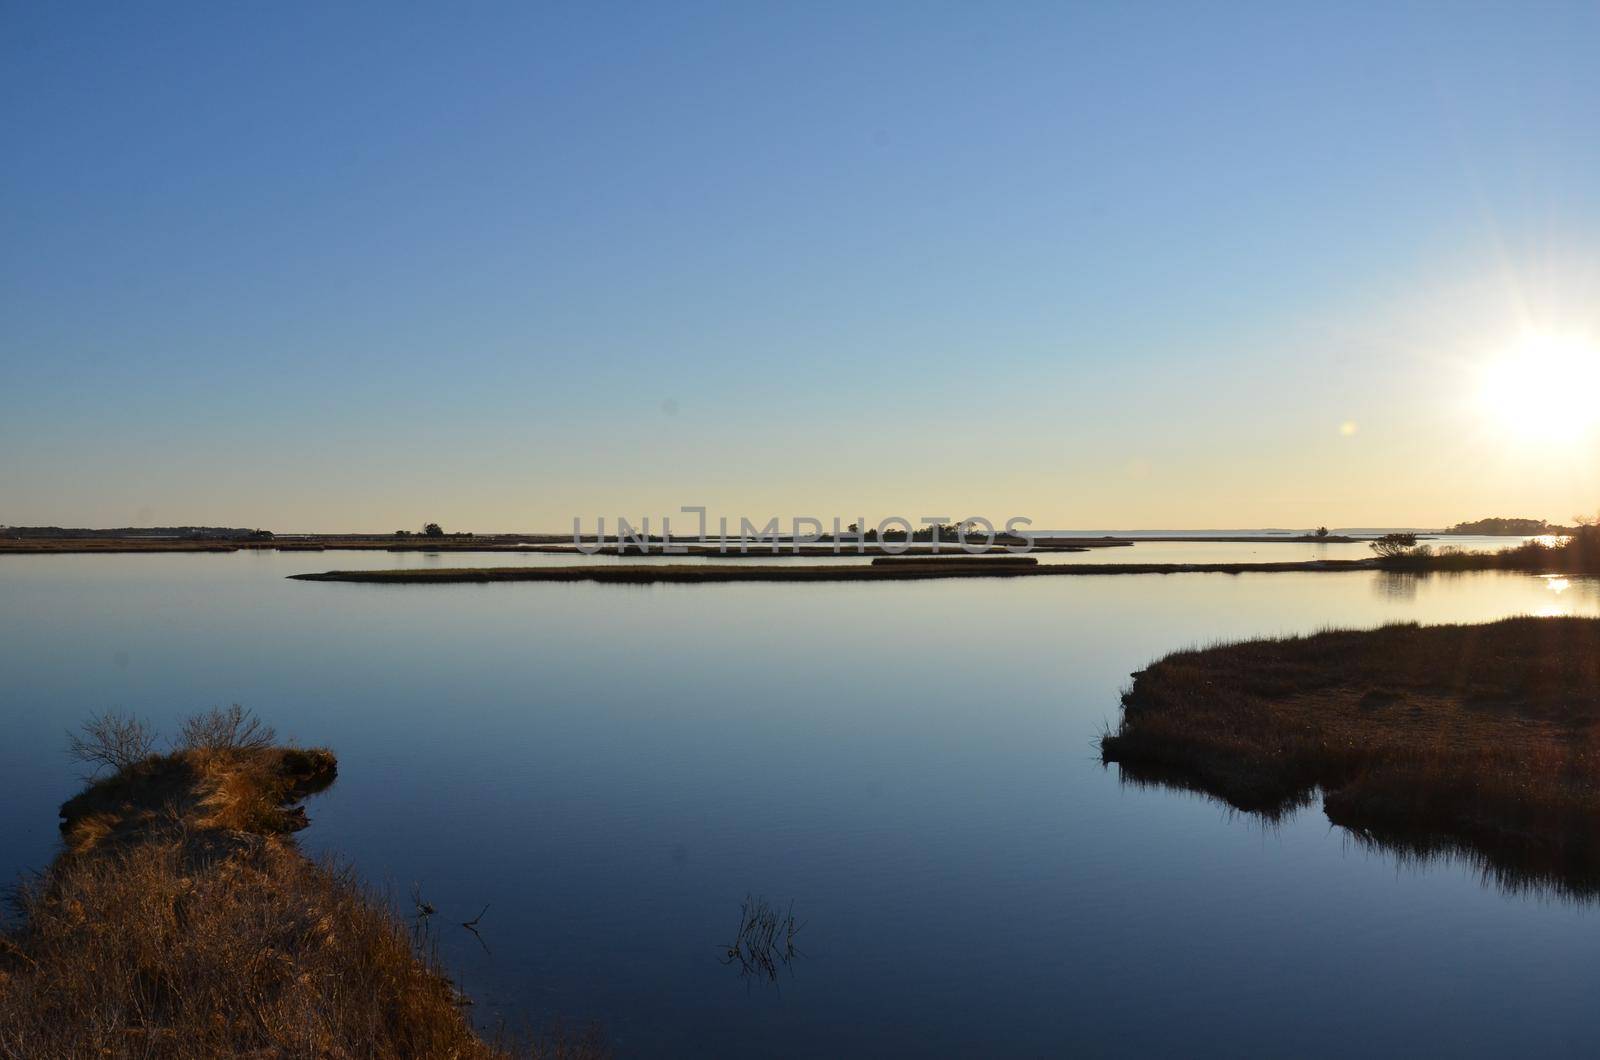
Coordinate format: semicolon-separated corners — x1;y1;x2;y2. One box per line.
2;533;1380;556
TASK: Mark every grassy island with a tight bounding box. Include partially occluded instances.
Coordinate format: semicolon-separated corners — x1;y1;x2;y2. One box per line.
0;709;602;1058
1102;617;1600;892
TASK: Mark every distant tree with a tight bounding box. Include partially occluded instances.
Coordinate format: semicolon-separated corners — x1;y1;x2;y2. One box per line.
1314;526;1330;539
394;530;411;538
249;529;274;540
1370;532;1420;559
911;521;966;541
422;523;444;538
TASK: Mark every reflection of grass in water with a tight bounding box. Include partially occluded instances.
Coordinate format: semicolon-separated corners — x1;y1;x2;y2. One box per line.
1102;617;1600;899
720;895;804;985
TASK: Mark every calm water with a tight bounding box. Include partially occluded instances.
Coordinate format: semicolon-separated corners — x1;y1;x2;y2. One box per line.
3;550;1599;1056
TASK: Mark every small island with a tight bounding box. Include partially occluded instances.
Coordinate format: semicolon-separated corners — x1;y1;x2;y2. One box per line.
1440;516;1575;536
1102;617;1600;892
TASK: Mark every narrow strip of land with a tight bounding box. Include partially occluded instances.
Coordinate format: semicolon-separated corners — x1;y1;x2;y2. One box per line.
289;559;1379;583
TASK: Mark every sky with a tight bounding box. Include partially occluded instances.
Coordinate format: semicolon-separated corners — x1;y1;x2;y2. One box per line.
3;1;1598;532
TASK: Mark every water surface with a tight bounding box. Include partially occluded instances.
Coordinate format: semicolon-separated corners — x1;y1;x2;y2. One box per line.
2;552;1597;1056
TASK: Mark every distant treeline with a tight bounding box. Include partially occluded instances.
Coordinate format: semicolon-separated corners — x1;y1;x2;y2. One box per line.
1443;517;1575;536
832;520;1028;543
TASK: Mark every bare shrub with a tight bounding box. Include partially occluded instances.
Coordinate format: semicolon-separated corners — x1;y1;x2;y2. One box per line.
1369;532;1420;559
178;704;275;753
66;711;156;775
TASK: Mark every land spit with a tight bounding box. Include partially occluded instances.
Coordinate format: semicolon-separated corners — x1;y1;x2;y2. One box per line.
1102;617;1600;894
289;559;1380;584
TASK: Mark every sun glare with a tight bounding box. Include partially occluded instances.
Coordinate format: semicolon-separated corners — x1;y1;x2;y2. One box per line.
1479;333;1600;443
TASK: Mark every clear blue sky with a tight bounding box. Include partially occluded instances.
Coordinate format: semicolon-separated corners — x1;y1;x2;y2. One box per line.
4;1;1598;531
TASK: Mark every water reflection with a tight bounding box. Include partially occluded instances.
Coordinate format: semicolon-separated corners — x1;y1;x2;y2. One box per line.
1114;751;1600;903
1369;569;1600;616
719;895;804;985
1373;570;1420;602
1335;815;1600;904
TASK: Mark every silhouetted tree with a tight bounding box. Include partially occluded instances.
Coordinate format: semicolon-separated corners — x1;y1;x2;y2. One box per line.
1370;532;1420;559
422;523;444;538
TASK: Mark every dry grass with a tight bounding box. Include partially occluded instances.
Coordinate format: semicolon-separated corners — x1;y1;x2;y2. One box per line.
0;713;607;1060
1102;617;1600;893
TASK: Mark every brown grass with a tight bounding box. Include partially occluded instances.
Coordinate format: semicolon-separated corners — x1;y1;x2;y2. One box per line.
0;715;607;1059
1102;617;1600;892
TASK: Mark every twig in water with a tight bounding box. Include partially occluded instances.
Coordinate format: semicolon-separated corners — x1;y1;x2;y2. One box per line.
461;903;492;955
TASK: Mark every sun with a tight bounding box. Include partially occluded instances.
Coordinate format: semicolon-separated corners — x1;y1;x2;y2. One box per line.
1478;332;1600;443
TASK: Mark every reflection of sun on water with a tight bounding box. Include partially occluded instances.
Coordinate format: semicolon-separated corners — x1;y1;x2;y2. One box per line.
1479;333;1600;443
1536;575;1575;617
